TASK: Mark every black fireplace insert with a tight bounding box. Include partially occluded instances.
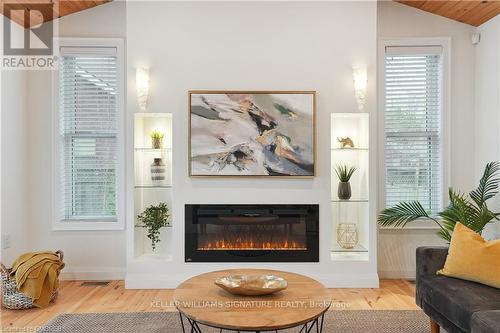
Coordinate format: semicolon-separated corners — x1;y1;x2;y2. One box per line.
185;204;319;262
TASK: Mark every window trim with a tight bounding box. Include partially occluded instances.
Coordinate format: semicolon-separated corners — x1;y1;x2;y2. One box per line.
52;38;125;231
378;37;451;229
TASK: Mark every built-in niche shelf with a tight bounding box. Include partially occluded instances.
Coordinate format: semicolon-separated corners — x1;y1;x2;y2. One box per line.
133;113;173;261
330;113;370;261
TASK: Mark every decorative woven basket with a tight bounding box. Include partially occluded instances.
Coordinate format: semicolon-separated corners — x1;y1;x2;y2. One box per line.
0;250;64;310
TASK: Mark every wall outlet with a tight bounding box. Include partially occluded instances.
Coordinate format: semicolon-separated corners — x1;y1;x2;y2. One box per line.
2;234;11;250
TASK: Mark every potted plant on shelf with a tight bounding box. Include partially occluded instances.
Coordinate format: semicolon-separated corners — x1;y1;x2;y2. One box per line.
377;161;500;241
136;203;170;251
150;130;164;149
335;165;356;200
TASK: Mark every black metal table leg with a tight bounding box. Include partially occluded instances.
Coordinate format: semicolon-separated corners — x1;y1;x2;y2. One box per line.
179;312;186;333
319;313;325;333
177;311;326;333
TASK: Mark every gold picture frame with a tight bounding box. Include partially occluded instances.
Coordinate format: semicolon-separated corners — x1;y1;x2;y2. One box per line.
188;90;316;178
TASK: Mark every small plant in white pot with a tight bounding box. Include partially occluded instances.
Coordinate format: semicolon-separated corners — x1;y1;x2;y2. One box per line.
136;203;170;251
335;165;356;200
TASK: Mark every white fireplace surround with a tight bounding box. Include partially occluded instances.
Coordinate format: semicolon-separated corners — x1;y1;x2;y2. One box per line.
124;1;378;289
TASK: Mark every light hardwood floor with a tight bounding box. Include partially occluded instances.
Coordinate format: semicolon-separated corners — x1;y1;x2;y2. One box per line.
1;279;418;330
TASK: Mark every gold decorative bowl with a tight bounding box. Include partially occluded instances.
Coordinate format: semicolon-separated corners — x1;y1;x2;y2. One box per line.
214;274;288;296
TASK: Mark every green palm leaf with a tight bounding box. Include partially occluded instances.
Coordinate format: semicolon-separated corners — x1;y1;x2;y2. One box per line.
440;189;477;224
378;201;430;228
438;189;477;241
470;161;500;207
437;226;453;242
377;161;500;242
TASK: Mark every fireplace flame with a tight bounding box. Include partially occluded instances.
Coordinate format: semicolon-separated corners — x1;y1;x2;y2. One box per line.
198;239;306;250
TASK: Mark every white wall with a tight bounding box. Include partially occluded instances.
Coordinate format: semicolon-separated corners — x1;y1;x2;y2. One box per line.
25;1;127;279
126;1;379;288
377;1;476;278
5;0;380;284
475;16;500;239
0;18;30;265
6;0;496;281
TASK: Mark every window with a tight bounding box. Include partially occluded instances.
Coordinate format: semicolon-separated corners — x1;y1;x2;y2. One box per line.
383;43;446;215
55;39;124;230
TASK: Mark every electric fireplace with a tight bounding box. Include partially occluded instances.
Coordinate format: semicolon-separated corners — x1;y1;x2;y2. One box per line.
185;204;319;262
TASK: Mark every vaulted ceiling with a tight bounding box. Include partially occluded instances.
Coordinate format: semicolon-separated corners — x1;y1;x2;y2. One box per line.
1;1;499;31
1;0;111;28
396;1;500;27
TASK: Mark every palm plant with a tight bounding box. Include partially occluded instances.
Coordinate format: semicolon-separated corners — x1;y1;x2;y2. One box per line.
335;165;356;182
378;161;500;242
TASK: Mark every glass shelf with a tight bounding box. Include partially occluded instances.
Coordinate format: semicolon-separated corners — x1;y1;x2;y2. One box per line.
135;185;172;189
331;147;368;151
330;251;369;261
331;244;368;253
331;199;368;203
134;147;172;152
135;224;172;228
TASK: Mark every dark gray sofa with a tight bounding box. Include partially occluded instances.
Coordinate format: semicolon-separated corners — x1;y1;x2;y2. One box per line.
416;247;500;333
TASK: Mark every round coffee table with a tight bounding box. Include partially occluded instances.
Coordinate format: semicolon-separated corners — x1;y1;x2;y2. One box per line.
173;269;331;332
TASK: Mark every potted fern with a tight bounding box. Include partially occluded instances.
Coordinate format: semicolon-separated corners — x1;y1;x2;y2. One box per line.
335;165;356;200
136;203;170;251
378;162;500;241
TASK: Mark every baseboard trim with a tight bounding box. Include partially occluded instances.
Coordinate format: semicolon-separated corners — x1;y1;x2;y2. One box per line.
125;272;380;289
60;267;125;281
378;269;416;280
58;268;379;288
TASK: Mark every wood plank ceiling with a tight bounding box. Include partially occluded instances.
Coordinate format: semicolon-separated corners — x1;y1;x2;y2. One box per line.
396;0;500;26
1;0;111;28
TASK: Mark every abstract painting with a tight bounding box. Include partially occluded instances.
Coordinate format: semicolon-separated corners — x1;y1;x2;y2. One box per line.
189;91;315;177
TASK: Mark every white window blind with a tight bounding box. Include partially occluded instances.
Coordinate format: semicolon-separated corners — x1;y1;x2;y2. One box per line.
384;46;443;214
59;46;118;221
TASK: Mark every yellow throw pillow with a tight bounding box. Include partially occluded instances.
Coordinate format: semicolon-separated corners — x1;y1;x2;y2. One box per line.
437;222;500;289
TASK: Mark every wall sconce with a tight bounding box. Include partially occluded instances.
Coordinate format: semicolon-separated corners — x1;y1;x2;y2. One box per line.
136;67;150;111
352;67;367;111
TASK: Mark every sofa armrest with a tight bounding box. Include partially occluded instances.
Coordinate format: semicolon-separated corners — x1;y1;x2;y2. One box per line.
415;247;448;308
416;246;448;278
